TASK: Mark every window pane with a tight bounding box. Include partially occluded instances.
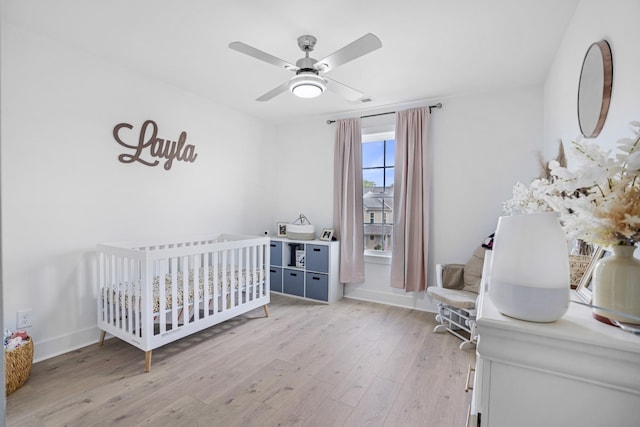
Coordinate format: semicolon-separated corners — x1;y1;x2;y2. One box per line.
385;168;394;189
363;194;393;252
363;169;384;189
362;141;385;168
385;140;395;165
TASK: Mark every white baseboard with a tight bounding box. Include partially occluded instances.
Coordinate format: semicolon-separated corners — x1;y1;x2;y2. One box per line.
343;286;438;313
32;326;103;363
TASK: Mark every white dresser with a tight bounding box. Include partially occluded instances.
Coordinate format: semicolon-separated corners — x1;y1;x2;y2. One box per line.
470;258;640;427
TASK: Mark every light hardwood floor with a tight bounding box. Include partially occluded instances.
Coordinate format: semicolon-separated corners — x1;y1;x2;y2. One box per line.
6;293;475;427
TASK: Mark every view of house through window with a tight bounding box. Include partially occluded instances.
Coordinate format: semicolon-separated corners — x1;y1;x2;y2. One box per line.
362;132;394;253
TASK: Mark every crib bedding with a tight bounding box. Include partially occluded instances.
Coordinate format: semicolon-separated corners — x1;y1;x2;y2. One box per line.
103;266;264;313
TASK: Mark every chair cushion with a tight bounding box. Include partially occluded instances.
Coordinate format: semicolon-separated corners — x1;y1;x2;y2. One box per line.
427;287;477;309
441;264;465;289
463;246;486;294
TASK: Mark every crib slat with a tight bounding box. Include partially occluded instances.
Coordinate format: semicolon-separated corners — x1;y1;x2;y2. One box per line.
158;259;167;335
251;245;257;301
116;256;122;330
171;258;179;328
138;273;143;338
203;259;210;318
193;254;200;323
125;259;131;335
213;252;219;314
97;252;105;324
182;255;189;325
238;247;244;305
141;254;154;350
222;251;228;311
229;249;240;307
243;247;248;302
262;242;267;295
110;255;117;326
247;246;253;301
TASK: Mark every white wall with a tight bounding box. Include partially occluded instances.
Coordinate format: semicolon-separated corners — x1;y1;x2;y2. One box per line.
274;86;544;311
0;24;275;361
268;121;336;233
544;0;640;156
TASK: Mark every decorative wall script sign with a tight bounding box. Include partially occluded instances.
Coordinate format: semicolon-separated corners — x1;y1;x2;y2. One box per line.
113;120;198;170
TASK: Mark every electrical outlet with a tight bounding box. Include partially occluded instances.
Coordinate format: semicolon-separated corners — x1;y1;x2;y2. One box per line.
16;309;32;329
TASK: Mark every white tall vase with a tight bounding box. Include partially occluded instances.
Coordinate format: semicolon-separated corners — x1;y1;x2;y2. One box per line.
489;212;570;322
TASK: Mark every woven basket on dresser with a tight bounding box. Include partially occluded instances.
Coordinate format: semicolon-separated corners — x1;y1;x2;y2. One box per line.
5;338;34;396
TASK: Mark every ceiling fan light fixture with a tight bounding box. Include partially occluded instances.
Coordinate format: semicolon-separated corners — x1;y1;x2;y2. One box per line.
289;73;326;98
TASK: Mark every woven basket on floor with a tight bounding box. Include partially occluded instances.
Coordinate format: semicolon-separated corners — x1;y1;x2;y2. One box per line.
5;338;34;396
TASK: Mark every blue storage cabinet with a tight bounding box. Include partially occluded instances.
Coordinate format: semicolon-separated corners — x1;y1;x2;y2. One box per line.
268;237;340;303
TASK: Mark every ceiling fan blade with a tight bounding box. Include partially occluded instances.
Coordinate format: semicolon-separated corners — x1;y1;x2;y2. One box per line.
256;81;290;101
228;41;299;71
314;33;382;72
325;77;364;102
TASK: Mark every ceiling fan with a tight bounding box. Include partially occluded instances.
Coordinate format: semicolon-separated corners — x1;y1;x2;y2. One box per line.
228;33;382;101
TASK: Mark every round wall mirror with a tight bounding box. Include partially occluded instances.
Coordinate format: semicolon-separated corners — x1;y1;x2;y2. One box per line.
577;40;613;138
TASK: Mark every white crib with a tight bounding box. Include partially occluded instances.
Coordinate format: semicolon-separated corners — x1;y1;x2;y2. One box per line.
96;234;270;372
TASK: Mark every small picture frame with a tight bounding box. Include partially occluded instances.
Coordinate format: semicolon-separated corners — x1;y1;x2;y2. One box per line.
576;246;608;303
277;222;287;237
320;228;334;241
296;250;305;268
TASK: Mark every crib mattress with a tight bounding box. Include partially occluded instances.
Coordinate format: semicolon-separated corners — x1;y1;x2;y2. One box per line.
102;267;263;313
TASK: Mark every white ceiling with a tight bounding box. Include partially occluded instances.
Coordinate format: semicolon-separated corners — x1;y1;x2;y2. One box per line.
3;0;579;124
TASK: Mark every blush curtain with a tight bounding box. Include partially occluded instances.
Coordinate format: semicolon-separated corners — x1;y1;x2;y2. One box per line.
333;118;365;283
390;107;430;291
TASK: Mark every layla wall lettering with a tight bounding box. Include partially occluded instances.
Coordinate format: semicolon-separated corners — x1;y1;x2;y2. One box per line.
113;120;198;170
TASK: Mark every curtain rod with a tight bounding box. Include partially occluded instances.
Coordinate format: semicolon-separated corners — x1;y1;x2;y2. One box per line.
326;102;442;125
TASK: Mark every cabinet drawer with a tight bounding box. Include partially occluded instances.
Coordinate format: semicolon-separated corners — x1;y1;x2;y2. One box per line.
283;269;304;297
269;266;283;293
305;272;329;301
306;244;329;273
270;240;282;266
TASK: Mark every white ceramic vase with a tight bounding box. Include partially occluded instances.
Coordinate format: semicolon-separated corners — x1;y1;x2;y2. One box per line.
489;212;570;322
592;245;640;326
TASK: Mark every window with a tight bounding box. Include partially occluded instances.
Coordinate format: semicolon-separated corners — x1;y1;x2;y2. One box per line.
362;131;394;254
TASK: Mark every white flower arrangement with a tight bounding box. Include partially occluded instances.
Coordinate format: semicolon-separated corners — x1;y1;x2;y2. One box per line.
502;180;553;215
503;121;640;247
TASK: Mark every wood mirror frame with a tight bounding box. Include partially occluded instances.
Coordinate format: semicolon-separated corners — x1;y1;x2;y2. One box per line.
577;40;613;138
